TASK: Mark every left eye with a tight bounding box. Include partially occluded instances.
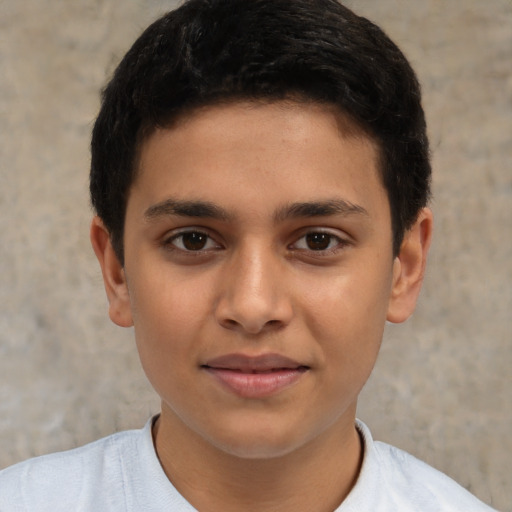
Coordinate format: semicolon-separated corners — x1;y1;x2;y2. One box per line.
167;231;219;251
293;232;342;251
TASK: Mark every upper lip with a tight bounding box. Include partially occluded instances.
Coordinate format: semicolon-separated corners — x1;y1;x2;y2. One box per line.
202;353;309;373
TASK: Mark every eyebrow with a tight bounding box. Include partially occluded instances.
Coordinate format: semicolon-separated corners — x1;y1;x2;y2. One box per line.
274;199;369;222
144;198;368;223
144;199;232;221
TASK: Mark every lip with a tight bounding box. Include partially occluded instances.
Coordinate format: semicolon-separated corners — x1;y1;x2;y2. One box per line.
202;353;309;398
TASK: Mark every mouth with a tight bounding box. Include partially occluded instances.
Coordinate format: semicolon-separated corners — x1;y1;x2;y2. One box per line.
201;353;310;398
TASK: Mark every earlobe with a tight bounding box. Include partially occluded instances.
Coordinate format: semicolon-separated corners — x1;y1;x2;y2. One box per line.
387;208;433;324
90;216;133;328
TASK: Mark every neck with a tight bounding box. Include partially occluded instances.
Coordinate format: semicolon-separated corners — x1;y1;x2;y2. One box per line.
153;407;363;512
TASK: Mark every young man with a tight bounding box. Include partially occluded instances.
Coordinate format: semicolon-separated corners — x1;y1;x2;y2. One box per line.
0;0;497;510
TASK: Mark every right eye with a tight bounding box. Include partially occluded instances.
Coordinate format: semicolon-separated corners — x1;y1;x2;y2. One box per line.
293;232;341;251
165;230;220;252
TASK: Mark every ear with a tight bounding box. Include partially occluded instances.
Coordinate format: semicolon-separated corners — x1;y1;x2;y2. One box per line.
90;216;133;328
387;208;433;323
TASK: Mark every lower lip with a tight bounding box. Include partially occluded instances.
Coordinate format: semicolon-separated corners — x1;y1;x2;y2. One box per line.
203;367;307;398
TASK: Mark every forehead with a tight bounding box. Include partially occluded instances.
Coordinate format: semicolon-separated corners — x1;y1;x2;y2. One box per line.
130;101;387;222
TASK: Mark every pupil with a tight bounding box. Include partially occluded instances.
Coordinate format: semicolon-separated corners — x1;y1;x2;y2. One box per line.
306;233;330;250
182;232;207;250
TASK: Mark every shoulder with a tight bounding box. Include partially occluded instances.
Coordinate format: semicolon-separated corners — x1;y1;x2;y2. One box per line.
0;424;146;512
371;441;495;511
339;421;497;512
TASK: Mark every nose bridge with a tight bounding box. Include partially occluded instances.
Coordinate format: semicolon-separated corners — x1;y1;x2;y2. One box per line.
215;239;291;334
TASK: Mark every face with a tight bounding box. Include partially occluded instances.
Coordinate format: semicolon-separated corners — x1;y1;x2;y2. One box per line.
94;101;429;460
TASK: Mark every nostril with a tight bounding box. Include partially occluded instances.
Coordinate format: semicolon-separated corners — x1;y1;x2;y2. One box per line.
222;318;240;329
218;316;284;335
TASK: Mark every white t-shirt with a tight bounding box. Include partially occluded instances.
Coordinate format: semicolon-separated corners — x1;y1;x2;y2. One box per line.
0;418;496;511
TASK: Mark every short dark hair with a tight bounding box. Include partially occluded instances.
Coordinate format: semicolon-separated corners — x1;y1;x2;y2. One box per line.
90;0;431;263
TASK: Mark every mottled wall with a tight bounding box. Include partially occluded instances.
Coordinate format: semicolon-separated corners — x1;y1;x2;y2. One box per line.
0;1;510;510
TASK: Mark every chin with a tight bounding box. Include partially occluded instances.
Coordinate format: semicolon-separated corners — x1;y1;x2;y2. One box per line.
204;421;314;460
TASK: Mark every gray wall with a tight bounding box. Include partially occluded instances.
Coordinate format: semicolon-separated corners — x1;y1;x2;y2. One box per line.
1;1;510;510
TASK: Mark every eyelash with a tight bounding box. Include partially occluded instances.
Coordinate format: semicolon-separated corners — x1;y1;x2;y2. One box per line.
290;230;347;254
162;228;349;256
163;229;221;253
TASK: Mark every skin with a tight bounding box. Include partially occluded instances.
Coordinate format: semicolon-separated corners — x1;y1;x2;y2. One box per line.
91;101;432;512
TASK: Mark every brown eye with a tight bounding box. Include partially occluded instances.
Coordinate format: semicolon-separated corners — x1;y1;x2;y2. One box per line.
181;232;208;250
291;231;346;254
168;230;219;251
305;232;333;250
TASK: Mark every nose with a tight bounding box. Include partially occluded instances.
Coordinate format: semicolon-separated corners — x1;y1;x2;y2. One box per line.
215;244;293;335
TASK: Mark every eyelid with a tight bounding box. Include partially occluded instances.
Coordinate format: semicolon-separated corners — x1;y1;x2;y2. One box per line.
289;228;351;253
160;226;351;254
162;227;222;252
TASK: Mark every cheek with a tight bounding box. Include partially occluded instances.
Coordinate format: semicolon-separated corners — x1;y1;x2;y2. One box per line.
301;266;391;367
130;262;210;333
128;271;207;380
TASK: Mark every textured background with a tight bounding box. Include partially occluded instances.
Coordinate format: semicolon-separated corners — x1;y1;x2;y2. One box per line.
0;1;510;510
